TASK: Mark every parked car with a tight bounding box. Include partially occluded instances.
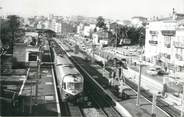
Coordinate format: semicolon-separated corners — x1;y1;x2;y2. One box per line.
146;66;166;76
146;67;158;75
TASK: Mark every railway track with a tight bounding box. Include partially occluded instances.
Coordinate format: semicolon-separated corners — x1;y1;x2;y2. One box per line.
81;49;180;117
93;57;180;117
49;40;84;117
61;38;181;117
53;38;123;117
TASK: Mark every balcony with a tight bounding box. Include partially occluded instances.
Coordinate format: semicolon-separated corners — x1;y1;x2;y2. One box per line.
174;42;184;49
161;30;176;36
149;40;158;44
175;54;183;61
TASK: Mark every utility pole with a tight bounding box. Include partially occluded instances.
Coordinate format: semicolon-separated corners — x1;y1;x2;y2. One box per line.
115;24;118;49
163;76;169;97
181;85;184;117
35;59;40;105
92;44;95;64
121;62;125;84
137;48;143;106
102;60;105;77
136;63;142;106
152;93;157;117
29;77;33;114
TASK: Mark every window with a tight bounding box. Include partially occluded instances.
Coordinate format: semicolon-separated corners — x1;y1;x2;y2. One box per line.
164;36;171;48
67;82;75;90
66;82;82;90
75;83;82;90
62;82;66;89
28;52;37;61
149;35;158;45
151;35;157;40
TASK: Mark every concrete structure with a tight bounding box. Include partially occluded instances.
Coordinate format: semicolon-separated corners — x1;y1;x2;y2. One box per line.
13;43;39;63
144;10;184;72
13;31;40;64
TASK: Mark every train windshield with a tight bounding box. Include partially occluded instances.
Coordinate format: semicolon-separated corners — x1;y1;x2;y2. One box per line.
74;83;82;90
67;82;82;90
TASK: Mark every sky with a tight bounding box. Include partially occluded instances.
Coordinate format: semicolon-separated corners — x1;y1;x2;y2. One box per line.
1;0;184;20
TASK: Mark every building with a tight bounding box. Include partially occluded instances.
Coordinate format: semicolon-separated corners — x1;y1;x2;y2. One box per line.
144;10;184;72
13;31;40;66
92;31;110;46
77;23;84;35
83;24;96;37
131;16;147;27
61;22;77;35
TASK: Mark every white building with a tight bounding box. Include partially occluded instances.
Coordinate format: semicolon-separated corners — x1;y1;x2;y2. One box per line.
54;22;61;34
92;31;109;46
144;11;184;72
83;24;96;37
131;16;147;27
77;23;84;35
83;25;91;37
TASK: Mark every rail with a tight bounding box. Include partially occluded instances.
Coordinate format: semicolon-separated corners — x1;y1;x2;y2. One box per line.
55;38;124;117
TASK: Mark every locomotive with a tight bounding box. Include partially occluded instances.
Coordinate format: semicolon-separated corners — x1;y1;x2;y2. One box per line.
51;40;84;101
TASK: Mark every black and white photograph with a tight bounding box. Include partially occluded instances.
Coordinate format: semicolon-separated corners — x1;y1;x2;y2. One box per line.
0;0;184;116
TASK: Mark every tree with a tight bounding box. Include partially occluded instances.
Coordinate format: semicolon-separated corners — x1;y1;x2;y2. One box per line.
7;15;20;52
109;23;128;47
0;15;21;53
1;19;11;45
96;16;106;30
137;27;145;47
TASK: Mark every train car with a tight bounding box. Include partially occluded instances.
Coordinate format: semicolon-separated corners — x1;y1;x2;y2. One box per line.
52;41;84;102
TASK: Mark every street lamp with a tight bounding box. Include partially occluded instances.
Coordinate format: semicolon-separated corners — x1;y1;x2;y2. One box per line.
181;85;184;117
179;82;184;117
136;62;142;106
136;48;144;106
102;60;106;77
35;58;41;105
91;44;95;64
151;93;157;117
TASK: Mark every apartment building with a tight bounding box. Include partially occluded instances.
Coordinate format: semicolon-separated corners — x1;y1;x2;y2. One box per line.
144;10;184;72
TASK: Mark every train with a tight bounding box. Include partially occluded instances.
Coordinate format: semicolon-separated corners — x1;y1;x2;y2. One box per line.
51;40;84;102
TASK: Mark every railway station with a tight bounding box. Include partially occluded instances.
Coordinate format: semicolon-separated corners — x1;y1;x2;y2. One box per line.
0;29;183;117
1;4;184;117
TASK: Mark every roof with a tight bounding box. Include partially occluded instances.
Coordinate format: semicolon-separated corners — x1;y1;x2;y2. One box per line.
131;16;147;20
1;69;27;75
151;13;184;22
